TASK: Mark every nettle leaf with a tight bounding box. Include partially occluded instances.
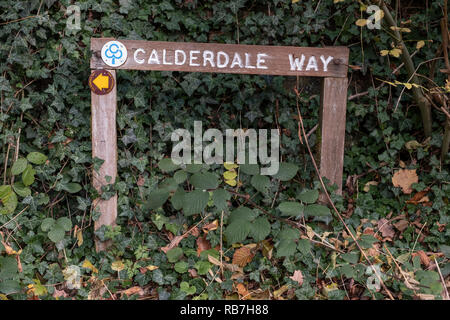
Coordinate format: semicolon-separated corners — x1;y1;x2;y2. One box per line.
189;172;218;189
212;188;231;211
182;190;209;216
278;202;304;217
249;217;271;241
27;152;47;165
298;189;319;204
147;189;170;210
11;158;28;175
174;261;189;273
158;158;179;172
273;163;299;181
251;175;270;194
304;204;332;217
22;164;36;186
195;260;212;275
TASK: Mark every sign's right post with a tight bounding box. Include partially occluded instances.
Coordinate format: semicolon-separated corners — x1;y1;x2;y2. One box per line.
319;77;348;196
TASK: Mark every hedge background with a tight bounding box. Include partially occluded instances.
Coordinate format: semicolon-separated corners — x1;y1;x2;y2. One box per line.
0;0;449;300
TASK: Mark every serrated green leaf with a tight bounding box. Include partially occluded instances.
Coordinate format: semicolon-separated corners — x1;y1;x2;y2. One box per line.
173;170;188;184
251;175;270;194
240;163;260;175
298;189;319;204
158;158;179;172
183;190;209;216
278;202;304;217
228;207;257;224
304;204;331;217
174;261;189;273
146;189;170;210
224;220;251;244
273;163;298;181
189;172;218;189
249;217;271;241
212;188;231;211
276;240;297;257
171;188;185;210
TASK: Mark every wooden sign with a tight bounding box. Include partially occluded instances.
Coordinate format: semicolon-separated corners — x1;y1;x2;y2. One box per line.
91;38;348;78
90;38;349;251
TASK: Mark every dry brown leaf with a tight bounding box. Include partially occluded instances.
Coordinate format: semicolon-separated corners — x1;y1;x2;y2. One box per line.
273;285;289;299
392;169;418;194
393;220;409;232
406;190;430;205
235;283;251;300
196;235;211;256
416;250;430;267
188;226;200;237
290;270;304;286
232;246;254;267
161;235;185;253
202;220;218;233
121;286;144;297
377;218;395;239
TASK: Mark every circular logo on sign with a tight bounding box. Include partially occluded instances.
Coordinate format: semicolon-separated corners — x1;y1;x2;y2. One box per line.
101;41;127;67
89;69;115;95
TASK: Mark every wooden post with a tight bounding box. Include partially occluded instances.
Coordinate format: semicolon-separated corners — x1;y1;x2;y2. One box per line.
91;69;117;252
319;77;348;195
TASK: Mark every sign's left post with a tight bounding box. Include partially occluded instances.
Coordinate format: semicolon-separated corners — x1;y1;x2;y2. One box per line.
90;69;117;252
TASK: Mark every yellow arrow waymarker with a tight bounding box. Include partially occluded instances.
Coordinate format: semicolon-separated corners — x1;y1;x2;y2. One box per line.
93;74;109;90
89;70;114;95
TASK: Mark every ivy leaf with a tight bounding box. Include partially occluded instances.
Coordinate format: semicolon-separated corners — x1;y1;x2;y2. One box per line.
182;190;209;216
27;152;47;165
278;202;304;217
273;163;298;181
11;158;28;176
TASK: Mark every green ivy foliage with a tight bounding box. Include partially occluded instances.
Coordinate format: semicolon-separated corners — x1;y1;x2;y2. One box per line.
0;0;448;300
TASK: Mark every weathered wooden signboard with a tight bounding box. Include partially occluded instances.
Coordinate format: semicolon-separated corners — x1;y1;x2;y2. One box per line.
90;38;349;251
